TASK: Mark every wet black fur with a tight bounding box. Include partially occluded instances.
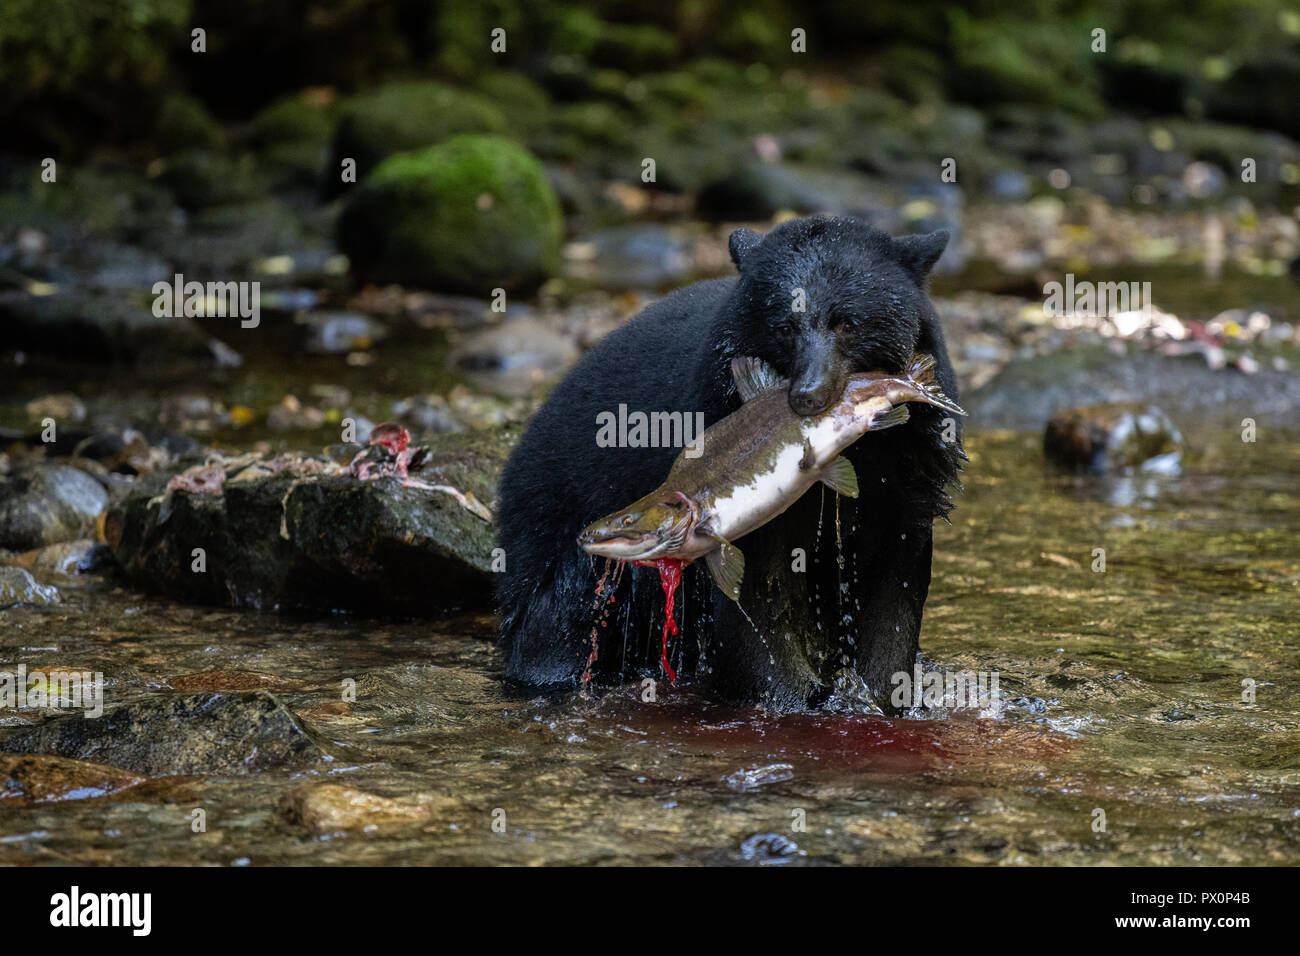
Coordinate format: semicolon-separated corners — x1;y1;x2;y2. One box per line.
494;216;963;711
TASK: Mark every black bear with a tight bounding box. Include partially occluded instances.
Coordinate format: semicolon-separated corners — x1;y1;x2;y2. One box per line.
495;216;963;711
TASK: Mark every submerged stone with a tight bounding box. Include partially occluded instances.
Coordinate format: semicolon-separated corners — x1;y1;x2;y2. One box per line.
1044;402;1183;474
0;753;145;806
279;782;461;835
0;691;327;776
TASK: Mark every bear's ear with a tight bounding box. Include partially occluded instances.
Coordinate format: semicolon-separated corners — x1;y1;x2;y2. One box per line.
892;230;949;283
728;228;762;271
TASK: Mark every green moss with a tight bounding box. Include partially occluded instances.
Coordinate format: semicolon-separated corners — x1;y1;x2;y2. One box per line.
153;93;226;155
473;71;553;138
337;134;562;293
947;10;1104;115
251;95;334;147
533;100;635;162
249;94;335;188
329;82;507;189
592;23;679;69
544;7;603;57
155;150;262;209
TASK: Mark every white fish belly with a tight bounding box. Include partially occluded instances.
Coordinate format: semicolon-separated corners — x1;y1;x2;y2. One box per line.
709;416;858;542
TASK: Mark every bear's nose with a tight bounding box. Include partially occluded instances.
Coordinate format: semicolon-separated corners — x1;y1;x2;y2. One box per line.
788;384;832;416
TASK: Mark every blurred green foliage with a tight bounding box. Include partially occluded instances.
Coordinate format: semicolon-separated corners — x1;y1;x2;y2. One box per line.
2;0;1298;155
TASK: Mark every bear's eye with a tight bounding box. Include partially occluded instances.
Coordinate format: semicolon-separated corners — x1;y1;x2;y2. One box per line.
774;323;796;341
830;311;859;331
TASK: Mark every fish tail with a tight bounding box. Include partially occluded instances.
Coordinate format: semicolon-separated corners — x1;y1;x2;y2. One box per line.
904;352;967;417
905;352;938;389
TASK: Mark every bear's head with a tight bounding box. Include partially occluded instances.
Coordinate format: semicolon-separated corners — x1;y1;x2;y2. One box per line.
728;217;949;416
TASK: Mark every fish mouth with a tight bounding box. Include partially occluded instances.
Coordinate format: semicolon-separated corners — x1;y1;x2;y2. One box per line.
578;530;667;561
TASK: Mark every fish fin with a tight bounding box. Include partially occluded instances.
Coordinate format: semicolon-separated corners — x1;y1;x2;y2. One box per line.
905;352;967;417
820;456;859;498
705;541;745;603
731;356;788;403
872;404;911;431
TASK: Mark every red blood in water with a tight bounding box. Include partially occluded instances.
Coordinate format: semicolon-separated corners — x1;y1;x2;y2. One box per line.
652;558;683;681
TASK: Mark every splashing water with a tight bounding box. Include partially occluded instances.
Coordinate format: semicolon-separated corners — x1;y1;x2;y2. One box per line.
582;559;620;694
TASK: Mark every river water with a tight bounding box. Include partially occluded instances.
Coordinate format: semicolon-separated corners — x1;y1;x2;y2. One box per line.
3;424;1296;865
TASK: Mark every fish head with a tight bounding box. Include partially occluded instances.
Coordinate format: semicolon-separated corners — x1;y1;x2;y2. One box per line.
578;491;699;562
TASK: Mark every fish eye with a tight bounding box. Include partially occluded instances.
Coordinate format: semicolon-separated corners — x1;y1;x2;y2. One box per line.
621;514;636;527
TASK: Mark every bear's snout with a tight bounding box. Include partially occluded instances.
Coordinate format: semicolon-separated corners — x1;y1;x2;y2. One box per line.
788;380;835;416
788;331;841;416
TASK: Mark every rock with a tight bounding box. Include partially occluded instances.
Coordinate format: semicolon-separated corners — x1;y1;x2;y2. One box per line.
724;763;795;792
695;163;888;222
450;318;579;396
266;394;326;431
0;754;144;806
168;669;304;693
0;464;108;550
279;782;460;835
563;224;694;289
738;832;804;863
985;170;1031;201
0;567;60;607
248;94;334;189
0;288;218;364
155;150;262;209
1044;403;1183;474
0;692;327;776
966;348;1300;432
300;311;387;354
327;81;507;194
104;428;514;612
473;72;553;140
153;93;227;156
3;539;111;578
25;393;86;424
337;135;563;293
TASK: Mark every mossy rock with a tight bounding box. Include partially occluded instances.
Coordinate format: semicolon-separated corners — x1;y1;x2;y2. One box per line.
473;71;552;138
337;134;562;293
532;100;636;163
154;150;262;209
592;22;679;69
251;95;335;147
250;95;335;188
153;93;226;155
327;81;507;193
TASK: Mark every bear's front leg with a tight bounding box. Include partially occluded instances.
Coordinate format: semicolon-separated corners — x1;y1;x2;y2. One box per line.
844;506;933;713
